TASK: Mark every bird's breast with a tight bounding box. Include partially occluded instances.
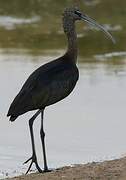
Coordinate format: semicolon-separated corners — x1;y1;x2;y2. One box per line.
45;68;79;106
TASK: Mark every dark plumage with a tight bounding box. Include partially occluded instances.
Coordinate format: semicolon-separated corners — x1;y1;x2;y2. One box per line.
8;55;79;120
7;6;114;174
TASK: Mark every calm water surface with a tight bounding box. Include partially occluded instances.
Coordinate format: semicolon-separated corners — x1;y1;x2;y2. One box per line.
0;50;126;178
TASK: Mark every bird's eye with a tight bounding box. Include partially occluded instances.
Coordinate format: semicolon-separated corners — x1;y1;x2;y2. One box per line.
74;10;82;17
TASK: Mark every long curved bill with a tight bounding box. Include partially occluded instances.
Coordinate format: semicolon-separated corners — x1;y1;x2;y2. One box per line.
81;13;116;43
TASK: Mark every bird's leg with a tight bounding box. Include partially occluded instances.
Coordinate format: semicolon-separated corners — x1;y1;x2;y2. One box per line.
40;109;49;172
24;110;42;174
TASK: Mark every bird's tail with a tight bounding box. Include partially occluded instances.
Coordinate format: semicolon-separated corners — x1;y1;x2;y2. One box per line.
9;115;18;122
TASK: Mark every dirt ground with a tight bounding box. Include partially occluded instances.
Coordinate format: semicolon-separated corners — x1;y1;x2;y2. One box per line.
6;157;126;180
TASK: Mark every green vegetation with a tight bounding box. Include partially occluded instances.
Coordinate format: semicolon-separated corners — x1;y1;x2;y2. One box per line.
0;0;125;58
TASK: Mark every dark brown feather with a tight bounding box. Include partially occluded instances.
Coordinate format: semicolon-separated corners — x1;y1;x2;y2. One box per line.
7;54;79;119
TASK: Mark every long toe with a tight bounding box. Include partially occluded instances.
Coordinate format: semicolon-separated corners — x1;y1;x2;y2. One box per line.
24;155;42;174
43;168;52;173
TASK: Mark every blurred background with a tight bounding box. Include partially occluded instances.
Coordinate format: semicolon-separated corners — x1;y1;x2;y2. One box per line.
0;0;125;54
0;0;126;179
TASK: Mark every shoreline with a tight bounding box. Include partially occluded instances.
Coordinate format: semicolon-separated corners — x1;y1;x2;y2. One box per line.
6;156;126;180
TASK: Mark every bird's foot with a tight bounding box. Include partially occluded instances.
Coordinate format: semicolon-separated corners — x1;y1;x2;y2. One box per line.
23;154;42;174
43;168;52;173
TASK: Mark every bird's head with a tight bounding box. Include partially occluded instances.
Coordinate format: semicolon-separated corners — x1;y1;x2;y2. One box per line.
63;7;115;43
63;7;82;21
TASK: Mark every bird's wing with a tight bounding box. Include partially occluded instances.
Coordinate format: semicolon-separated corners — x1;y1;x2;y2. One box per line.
7;72;52;117
7;59;64;117
7;56;78;117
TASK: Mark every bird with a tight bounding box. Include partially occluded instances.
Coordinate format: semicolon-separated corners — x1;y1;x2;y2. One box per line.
7;6;115;174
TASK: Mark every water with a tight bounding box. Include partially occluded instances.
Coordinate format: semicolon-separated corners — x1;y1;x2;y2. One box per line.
0;16;40;30
0;49;126;178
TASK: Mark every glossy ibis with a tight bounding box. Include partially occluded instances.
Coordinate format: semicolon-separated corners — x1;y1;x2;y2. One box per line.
7;7;115;174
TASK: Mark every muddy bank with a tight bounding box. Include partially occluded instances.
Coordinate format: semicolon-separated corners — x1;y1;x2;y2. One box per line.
6;157;126;180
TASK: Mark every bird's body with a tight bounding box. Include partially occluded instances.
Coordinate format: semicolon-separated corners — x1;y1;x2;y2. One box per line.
8;54;79;121
7;6;114;173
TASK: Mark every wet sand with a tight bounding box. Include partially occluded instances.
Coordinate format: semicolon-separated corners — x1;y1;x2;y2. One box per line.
6;157;126;180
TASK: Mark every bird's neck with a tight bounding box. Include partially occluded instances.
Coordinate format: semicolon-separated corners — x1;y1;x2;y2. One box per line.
63;19;78;63
67;29;78;62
